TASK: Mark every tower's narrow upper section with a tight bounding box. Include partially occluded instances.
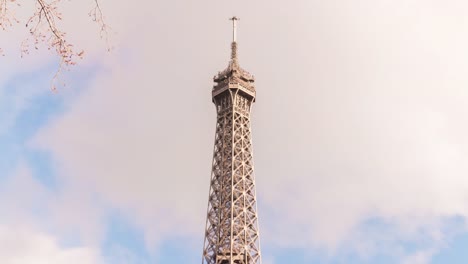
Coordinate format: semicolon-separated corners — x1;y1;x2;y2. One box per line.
213;16;256;101
230;16;240;62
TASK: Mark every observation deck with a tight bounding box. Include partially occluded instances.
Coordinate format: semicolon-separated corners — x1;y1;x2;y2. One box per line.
212;42;256;102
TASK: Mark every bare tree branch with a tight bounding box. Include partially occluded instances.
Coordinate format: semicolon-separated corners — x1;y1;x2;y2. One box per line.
89;0;112;51
0;0;110;91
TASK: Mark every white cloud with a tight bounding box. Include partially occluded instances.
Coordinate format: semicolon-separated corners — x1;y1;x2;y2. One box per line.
401;249;436;264
0;162;49;227
19;0;468;262
0;164;103;264
0;225;102;264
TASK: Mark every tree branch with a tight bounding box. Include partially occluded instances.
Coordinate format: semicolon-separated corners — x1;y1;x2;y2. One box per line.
0;0;109;90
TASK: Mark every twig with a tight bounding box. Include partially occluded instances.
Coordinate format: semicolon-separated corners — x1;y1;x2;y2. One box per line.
0;0;110;91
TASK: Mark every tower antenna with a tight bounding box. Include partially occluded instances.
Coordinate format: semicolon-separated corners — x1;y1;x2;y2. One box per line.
229;16;240;43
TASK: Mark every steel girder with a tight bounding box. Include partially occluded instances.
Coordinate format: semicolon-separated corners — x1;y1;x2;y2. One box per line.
202;88;261;264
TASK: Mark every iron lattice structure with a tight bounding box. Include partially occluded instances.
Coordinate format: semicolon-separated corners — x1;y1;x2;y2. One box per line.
202;17;262;264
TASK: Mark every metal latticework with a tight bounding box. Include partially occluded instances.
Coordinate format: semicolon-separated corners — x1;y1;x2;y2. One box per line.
202;17;261;264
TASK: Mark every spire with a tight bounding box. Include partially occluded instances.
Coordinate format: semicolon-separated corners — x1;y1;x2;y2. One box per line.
229;16;239;61
213;16;255;95
230;16;239;42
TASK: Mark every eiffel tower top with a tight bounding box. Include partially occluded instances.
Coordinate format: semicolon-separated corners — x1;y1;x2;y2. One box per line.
213;16;256;98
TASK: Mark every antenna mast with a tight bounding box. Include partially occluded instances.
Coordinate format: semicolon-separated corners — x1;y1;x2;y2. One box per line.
230;16;240;43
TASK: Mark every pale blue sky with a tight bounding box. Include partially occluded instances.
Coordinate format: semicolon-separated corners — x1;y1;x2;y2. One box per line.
2;0;468;263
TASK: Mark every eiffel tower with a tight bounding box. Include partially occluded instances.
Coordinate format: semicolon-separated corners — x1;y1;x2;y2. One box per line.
201;17;262;264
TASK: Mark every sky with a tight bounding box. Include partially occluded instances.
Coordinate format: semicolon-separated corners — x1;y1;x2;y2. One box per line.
1;0;468;263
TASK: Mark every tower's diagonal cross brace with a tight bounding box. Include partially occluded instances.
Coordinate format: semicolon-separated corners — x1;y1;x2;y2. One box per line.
202;17;261;264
